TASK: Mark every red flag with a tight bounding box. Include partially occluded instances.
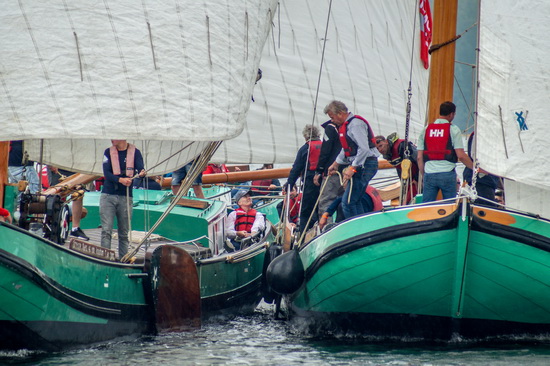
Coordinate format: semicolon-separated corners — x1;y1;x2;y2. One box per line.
419;0;432;69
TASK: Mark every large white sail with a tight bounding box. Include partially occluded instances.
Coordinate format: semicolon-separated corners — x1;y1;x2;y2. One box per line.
214;0;429;164
477;0;550;215
0;0;278;174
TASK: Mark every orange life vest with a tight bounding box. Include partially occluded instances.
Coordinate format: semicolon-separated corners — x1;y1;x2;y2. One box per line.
338;115;376;157
366;186;384;212
422;123;457;163
307;140;322;171
235;208;257;232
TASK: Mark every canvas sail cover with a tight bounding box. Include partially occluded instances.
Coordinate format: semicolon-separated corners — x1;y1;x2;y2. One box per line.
0;0;277;174
214;0;429;164
477;0;550;215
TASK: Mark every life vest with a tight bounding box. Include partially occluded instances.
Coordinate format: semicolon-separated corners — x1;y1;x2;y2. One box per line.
390;139;419;181
109;144;136;177
288;194;301;223
338;115;376;157
307;140;322;171
365;186;384;212
251;179;272;195
235;208;257;233
422;123;458;163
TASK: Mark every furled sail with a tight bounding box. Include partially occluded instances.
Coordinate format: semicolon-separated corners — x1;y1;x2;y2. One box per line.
214;0;430;164
476;0;550;215
0;0;278;174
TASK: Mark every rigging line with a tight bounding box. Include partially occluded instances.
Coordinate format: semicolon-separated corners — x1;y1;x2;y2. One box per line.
121;141;221;262
143;141;195;172
404;0;420;146
429;21;477;54
296;0;333;222
453;70;475;134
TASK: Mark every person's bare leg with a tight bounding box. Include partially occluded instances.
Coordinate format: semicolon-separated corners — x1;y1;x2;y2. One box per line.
70;198;89;240
193;185;205;199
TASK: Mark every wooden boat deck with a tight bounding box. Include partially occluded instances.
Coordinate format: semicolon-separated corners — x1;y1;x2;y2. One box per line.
67;228;212;263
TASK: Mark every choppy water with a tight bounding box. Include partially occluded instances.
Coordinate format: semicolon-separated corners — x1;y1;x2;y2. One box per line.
3;302;550;366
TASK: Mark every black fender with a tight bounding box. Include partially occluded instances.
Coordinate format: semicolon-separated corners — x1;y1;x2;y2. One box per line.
261;244;282;304
266;248;304;295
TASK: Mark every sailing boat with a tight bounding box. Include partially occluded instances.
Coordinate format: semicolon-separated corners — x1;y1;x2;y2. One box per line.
265;0;550;339
0;0;278;351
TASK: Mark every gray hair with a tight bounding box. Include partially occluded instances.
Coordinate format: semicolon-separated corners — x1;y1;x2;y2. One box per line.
302;124;321;141
323;100;348;115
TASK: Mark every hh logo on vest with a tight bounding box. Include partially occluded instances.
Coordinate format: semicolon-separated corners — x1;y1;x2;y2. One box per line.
429;129;445;138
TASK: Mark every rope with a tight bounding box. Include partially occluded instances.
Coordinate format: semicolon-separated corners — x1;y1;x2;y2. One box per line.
429;21;477;54
121;141;222;262
296;0;333;223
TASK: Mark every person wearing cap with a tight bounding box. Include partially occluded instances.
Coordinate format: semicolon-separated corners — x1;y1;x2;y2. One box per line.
225;192;265;251
375;133;419;204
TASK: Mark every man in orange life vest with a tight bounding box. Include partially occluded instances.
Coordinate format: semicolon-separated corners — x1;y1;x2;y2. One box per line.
100;140;146;259
417;101;486;203
285;124;322;232
226;191;265;250
326;100;380;219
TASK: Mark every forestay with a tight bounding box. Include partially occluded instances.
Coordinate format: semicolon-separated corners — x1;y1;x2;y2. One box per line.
476;0;550;215
214;0;429;164
0;0;277;175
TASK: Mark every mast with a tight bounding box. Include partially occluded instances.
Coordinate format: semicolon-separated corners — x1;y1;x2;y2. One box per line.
427;0;459;123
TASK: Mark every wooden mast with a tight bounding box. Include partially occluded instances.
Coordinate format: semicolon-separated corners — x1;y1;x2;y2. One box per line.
427;0;459;124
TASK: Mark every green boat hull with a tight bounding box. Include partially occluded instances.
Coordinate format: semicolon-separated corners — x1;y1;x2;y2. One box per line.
0;223;153;350
0;188;273;350
270;201;550;338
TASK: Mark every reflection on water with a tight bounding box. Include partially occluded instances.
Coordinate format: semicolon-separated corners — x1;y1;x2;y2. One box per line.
3;302;550;365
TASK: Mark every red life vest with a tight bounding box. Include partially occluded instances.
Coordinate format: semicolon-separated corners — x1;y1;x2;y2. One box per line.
288;194;301;223
390;139;419;181
365;186;384;212
307;140;322;171
422;123;458;163
235;208;257;233
338;115;376;157
251;179;272;195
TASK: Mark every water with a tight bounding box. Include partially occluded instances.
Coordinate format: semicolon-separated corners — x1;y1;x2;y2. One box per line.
3;303;550;366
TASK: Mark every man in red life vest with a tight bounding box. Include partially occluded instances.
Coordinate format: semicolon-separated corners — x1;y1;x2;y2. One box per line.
250;164;281;197
326;100;380;219
100;140;146;259
285;125;322;233
226;191;265;251
417;101;487;202
375;133;419;204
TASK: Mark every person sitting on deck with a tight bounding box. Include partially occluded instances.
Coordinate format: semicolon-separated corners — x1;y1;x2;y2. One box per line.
225;191;265;251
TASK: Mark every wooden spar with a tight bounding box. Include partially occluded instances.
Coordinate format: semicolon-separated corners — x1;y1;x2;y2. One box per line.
0;141;8;207
42;173;99;196
161;160;396;187
427;0;459;124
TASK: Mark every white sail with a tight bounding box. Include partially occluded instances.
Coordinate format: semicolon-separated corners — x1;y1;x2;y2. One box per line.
214;0;429;164
0;0;278;174
477;0;550;215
